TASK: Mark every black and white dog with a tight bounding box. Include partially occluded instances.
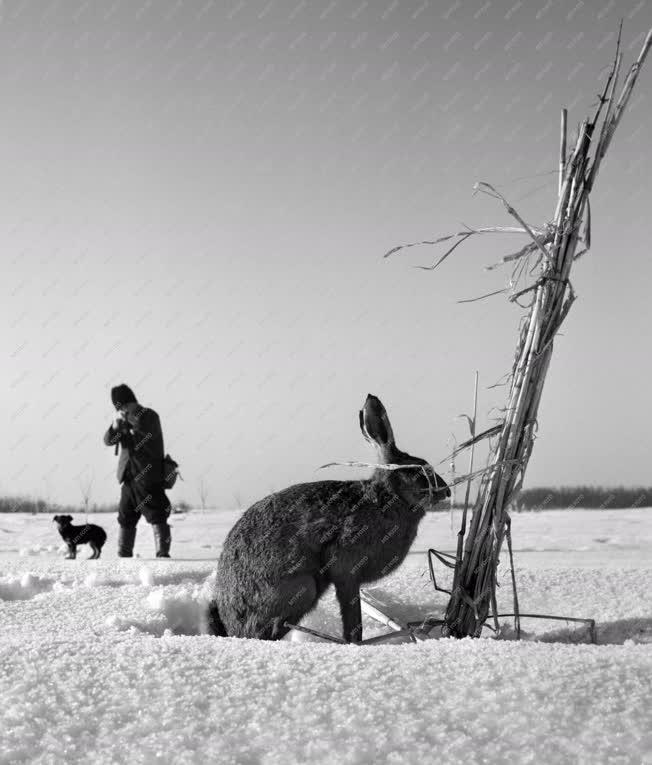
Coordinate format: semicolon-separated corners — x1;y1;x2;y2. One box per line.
53;515;107;559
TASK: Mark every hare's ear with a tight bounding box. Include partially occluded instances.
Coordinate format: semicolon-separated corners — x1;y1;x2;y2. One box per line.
358;409;371;443
359;394;396;449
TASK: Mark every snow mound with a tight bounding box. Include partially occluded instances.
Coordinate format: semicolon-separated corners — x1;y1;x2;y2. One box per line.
144;583;212;635
83;571;111;588
0;571;57;601
19;543;65;556
138;566;155;586
102;576;216;637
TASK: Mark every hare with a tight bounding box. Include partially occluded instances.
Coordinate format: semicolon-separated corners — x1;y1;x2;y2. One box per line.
208;394;449;643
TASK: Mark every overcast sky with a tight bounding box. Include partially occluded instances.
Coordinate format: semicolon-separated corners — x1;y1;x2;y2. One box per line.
1;0;651;509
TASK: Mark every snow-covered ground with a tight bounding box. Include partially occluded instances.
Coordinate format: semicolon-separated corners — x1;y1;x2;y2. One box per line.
1;509;651;764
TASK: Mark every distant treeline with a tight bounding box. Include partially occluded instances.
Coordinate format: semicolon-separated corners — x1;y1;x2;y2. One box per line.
513;486;652;511
0;496;194;514
439;486;652;511
2;489;650;513
0;496;118;514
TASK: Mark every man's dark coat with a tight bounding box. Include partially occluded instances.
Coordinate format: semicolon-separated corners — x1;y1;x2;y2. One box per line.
103;406;165;488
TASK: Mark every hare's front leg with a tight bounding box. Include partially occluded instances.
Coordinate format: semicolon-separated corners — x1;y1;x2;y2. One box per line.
334;580;362;643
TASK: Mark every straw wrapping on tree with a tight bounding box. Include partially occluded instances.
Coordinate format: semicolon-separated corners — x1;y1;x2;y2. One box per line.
387;25;651;639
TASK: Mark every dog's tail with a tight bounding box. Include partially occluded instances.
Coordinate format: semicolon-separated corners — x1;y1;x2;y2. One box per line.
207;600;228;637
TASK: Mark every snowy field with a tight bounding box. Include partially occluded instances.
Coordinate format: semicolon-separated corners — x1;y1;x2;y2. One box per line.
1;508;651;764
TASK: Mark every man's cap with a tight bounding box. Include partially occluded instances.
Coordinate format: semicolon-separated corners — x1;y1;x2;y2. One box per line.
111;384;137;410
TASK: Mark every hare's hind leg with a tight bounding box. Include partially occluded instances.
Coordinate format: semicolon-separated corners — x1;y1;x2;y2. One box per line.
249;574;319;640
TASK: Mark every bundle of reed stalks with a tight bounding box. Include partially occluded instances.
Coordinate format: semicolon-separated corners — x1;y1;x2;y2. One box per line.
387;25;651;639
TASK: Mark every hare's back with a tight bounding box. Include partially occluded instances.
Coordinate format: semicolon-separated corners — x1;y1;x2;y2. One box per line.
218;480;368;574
226;479;368;544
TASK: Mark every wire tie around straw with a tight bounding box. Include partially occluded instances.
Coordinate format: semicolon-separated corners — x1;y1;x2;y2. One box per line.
429;548;457;569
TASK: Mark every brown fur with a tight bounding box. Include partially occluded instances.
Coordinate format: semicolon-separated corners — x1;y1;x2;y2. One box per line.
208;395;449;642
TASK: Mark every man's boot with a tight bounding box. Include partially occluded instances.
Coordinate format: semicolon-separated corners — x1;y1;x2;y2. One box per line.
118;526;137;557
153;523;171;558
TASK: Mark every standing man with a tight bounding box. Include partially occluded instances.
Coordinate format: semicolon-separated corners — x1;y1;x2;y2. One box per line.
103;384;172;558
